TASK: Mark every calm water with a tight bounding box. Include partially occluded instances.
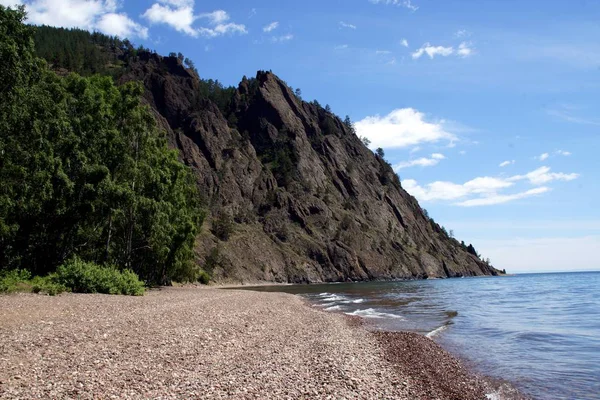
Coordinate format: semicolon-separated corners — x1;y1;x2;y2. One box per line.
247;272;600;400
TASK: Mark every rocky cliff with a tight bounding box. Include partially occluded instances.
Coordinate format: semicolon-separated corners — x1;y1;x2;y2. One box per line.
114;52;499;283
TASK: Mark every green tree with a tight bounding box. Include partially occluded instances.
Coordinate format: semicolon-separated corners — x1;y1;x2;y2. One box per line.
376;147;385;158
0;6;204;284
344;115;356;135
359;136;371;147
467;244;478;257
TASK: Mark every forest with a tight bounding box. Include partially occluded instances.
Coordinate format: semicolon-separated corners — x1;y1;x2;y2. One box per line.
0;6;204;293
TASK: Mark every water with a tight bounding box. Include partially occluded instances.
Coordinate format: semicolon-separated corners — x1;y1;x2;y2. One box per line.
246;272;600;400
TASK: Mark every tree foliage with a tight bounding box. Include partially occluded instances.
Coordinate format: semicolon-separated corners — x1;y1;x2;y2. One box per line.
33;25;151;77
196;78;237;115
0;6;203;284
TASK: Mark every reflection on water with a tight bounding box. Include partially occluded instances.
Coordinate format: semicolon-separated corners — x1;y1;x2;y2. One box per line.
242;272;600;400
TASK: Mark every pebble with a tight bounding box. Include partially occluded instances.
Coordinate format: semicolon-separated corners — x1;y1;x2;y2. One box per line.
0;288;492;399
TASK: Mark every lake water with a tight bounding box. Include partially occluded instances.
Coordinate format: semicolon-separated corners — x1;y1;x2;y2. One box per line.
246;272;600;400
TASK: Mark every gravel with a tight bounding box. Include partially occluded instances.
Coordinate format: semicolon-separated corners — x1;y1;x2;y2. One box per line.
0;287;489;399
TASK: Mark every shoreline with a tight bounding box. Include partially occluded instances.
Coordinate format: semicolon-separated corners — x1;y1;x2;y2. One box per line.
1;287;520;399
211;273;512;288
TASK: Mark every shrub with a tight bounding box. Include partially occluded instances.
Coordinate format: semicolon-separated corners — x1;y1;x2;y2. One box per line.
0;270;67;295
198;270;211;285
0;269;32;293
30;275;67;296
54;258;145;296
211;212;234;241
204;246;222;275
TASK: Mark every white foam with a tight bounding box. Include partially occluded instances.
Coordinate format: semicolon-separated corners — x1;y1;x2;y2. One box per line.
319;302;336;307
426;324;449;338
345;308;404;319
324;305;342;311
337;298;365;304
485;392;502;400
321;295;346;302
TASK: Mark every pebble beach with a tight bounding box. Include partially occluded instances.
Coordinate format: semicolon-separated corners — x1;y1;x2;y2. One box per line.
0;287;491;399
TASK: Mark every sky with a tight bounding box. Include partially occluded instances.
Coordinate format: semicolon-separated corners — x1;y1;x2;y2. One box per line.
3;0;599;273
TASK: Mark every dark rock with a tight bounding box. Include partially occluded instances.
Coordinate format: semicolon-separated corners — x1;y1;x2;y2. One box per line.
113;55;501;284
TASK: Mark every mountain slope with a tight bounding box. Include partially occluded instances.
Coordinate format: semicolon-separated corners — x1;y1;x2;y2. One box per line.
35;30;501;283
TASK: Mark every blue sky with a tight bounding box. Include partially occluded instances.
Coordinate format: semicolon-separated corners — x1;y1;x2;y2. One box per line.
4;0;599;273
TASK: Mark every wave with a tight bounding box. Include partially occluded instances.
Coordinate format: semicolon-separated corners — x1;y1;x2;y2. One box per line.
345;308;404;319
321;294;346;302
315;293;365;305
426;324;449;338
324;305;342;311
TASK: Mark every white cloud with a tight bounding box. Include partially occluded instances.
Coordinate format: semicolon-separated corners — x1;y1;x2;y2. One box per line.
197;10;247;37
96;12;148;38
403;166;578;206
369;0;418;11
26;0;109;28
403;180;469;201
393;153;445;170
376;50;392;55
464;177;515;193
339;21;356;29
198;22;246;37
459;150;467;155
404;176;514;202
400;38;409;47
263;21;278;32
22;0;147;38
271;34;293;43
334;44;349;50
199;10;229;24
142;4;247;38
454;29;471;38
457;41;474;57
556;150;572;156
249;8;256;18
355;108;457;150
412;43;454;59
455;187;550;207
143;2;197;36
499;160;515;167
535;152;549;161
412;41;475;59
409;146;421;154
508;166;579;186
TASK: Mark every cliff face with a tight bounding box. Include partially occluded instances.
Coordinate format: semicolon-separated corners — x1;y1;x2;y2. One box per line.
118;52;500;283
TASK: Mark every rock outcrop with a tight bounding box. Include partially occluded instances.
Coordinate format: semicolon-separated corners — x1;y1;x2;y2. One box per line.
116;53;500;283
